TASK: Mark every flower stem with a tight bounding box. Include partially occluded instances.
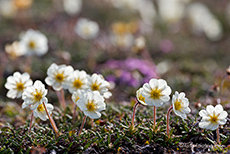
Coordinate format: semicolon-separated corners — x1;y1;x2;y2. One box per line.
29;111;34;133
166;106;173;138
153;106;156;130
72;104;77;124
60;89;66;110
131;101;139;128
43;102;59;136
79;115;87;137
217;127;220;144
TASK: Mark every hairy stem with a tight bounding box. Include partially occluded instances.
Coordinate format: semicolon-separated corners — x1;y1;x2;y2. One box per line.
166;106;173;138
79;115;87;137
29;111;34;133
131;101;139;128
60;89;66;110
153;106;156;130
43;102;59;136
217;127;220;144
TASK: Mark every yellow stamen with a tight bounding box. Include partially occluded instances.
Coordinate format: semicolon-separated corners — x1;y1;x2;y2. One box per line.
86;100;97;112
150;88;161;99
73;79;83;89
174;99;182;111
55;73;65;82
91;82;100;91
33;91;43;101
75;96;80;102
209;113;218;124
139;94;145;103
37;104;45;112
28;41;36;49
16;82;24;91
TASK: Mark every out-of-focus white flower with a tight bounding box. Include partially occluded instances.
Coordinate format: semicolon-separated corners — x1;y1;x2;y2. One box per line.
5;41;26;59
74;18;99;40
68;70;88;93
158;0;188;24
110;34;134;49
45;63;74;91
187;2;223;41
172;91;191;119
33;102;54;121
87;73;111;98
5;72;33;99
110;0;138;10
0;0;17;18
63;0;82;15
77;90;106;119
136;0;156;27
136;88;147;106
132;36;146;53
19;29;48;56
22;80;48;110
142;79;171;107
199;104;228;130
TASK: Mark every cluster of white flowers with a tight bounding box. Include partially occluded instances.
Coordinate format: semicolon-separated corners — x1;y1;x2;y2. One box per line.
136;78;228;132
5;29;48;58
45;63;111;119
137;78;190;119
5;73;53;121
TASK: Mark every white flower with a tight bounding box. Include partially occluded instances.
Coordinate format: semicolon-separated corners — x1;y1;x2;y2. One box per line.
74;18;99;40
187;2;223;41
63;0;82;15
87;73;111;98
172;91;191;119
22;80;48;110
77;91;106;119
157;0;186;24
5;72;33;99
45;63;74;91
0;0;17;19
71;89;82;104
19;29;48;56
141;79;171;107
68;70;89;93
33;102;54;121
5;41;26;58
136;88;147;106
199;104;228;130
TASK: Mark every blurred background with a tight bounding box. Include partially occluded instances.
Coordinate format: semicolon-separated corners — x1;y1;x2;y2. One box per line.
0;0;230;108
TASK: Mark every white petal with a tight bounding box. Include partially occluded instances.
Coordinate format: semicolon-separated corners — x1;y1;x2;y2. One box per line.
218;119;227;125
206;105;214;115
199;110;207;117
218;111;228;119
199;121;211;129
84;111;101;119
6;90;17;99
214;104;223;115
160;95;170;102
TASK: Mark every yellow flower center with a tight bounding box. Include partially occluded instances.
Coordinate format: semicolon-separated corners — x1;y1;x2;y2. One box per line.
86;100;97;112
91;82;100;91
139;94;145;103
150;88;162;99
75;96;80;102
83;26;90;35
16;82;24;91
174;99;182;111
73;79;83;89
33;91;43;102
55;73;65;82
28;41;36;49
37;104;45;112
209;113;218;124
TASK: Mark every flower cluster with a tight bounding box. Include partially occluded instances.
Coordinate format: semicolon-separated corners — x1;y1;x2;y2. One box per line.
5;29;48;59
